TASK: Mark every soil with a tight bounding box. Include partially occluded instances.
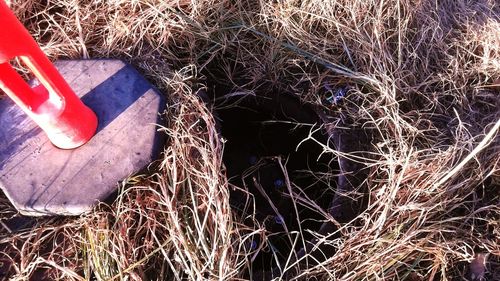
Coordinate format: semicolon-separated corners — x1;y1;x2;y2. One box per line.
212;91;337;276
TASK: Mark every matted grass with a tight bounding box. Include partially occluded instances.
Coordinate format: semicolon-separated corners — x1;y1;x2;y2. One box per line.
0;0;499;280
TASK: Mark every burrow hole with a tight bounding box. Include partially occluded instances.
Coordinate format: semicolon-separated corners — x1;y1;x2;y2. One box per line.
213;91;337;275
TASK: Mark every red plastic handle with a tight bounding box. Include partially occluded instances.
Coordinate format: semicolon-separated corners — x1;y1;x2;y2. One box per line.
0;1;97;149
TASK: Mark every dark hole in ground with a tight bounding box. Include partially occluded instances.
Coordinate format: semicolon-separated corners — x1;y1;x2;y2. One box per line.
212;91;337;277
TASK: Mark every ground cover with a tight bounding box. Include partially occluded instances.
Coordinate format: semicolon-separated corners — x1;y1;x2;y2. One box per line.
0;0;499;280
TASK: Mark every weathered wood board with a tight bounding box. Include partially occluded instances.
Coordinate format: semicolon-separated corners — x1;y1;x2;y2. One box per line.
0;60;166;216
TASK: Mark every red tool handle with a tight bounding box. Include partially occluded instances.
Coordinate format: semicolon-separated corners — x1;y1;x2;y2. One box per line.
0;1;97;149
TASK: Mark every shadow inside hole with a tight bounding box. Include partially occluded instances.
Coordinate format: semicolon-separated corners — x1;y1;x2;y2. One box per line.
215;92;337;276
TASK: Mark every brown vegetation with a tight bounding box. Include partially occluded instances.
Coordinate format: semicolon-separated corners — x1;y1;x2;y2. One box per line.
1;0;499;280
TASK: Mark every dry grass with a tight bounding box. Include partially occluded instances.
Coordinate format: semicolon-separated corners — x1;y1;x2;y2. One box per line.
1;0;499;280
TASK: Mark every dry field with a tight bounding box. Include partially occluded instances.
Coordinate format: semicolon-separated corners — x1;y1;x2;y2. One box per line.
0;0;499;280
